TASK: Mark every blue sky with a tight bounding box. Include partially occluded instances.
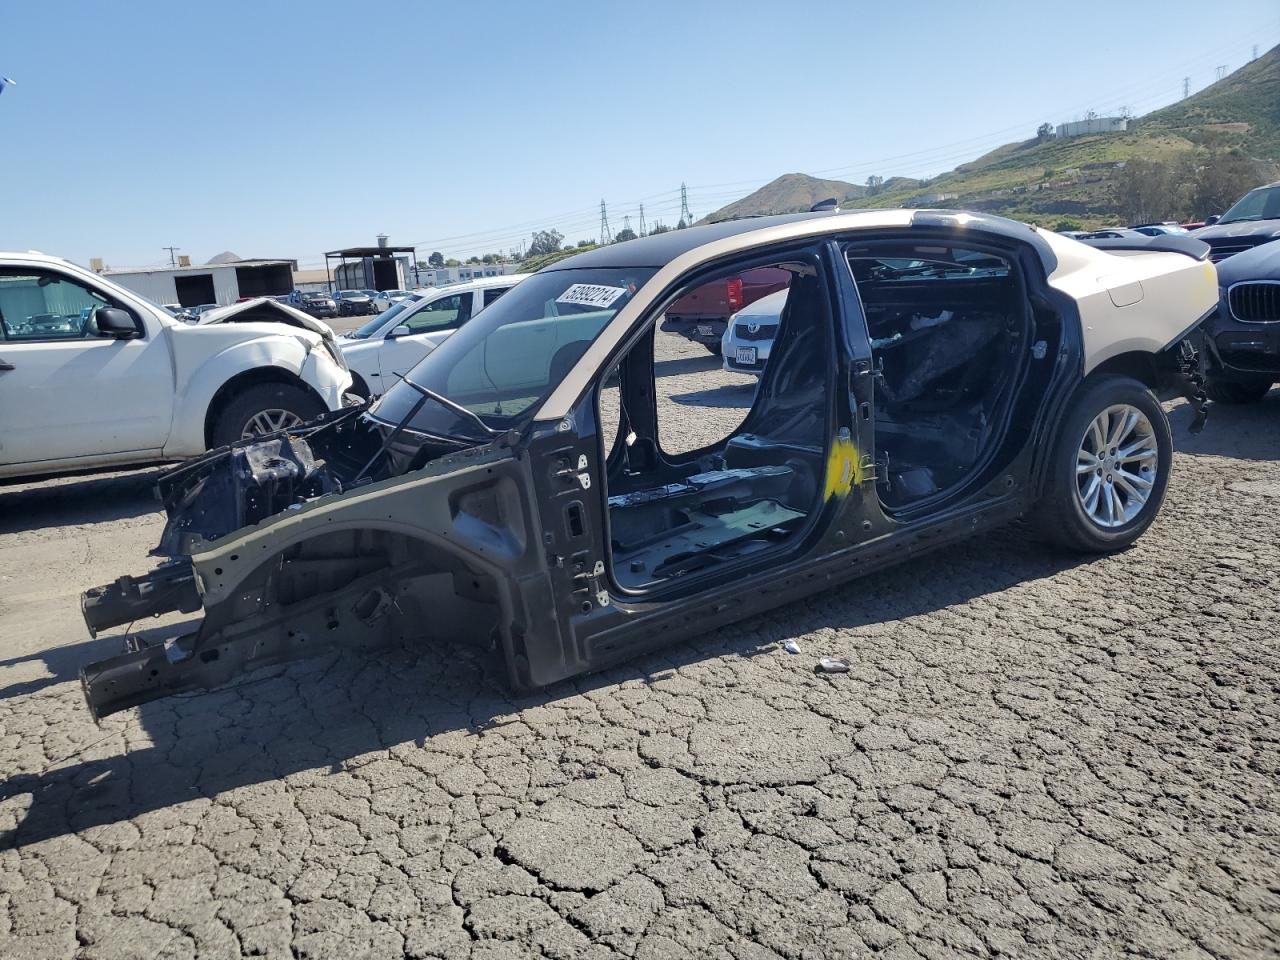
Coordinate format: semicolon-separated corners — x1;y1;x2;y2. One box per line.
1;0;1277;270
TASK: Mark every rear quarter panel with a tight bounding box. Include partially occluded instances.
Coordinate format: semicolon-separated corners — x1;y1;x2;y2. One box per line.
1041;232;1218;373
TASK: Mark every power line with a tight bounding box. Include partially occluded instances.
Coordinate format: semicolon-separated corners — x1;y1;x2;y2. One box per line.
386;29;1274;261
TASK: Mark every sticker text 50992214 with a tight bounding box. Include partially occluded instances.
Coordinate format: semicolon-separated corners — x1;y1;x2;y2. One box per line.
555;284;628;310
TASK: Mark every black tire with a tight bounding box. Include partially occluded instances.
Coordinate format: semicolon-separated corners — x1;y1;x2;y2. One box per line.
1205;376;1273;404
704;342;723;356
347;370;373;400
210;382;326;449
1032;376;1172;554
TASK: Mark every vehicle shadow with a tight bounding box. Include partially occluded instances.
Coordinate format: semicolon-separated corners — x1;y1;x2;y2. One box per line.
654;354;721;378
1168;392;1280;462
669;382;758;408
0;524;1086;850
0;467;164;535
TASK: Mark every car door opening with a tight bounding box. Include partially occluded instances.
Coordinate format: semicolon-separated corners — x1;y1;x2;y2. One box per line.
846;240;1030;511
602;256;832;592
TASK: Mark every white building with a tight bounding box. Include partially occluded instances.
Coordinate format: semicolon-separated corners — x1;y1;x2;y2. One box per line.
100;258;296;307
1055;117;1128;138
413;262;523;288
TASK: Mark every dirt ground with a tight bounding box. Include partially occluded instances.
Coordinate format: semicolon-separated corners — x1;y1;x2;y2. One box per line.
0;334;1278;959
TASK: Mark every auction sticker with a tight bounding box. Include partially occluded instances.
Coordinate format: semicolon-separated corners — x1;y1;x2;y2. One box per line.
556;284;628;309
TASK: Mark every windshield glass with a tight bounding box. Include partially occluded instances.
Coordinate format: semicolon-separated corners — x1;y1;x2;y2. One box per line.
345;294;424;339
1219;186;1280;224
370;267;655;438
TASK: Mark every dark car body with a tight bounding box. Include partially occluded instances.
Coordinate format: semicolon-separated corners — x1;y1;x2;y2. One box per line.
659;266;790;349
1200;240;1280;387
297;293;339;318
1191;182;1280;262
335;290;375;316
75;211;1217;721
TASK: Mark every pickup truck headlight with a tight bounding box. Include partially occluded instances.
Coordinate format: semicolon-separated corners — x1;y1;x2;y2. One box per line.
322;337;348;371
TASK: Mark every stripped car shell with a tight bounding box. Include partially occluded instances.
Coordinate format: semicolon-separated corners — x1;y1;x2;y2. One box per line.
79;211;1218;720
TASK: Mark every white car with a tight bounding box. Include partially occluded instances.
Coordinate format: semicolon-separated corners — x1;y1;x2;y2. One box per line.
339;274;529;397
720;288;787;375
370;289;412;313
0;251;352;480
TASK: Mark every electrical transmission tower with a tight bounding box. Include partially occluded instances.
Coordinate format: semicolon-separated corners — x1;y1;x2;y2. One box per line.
620;215;633;239
679;183;693;226
599;199;612;246
638;203;647;236
162;246;180;267
1215;64;1227;81
1253;44;1259;61
1182;76;1190;98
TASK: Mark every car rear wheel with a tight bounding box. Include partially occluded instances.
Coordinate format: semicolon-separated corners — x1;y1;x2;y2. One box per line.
211;383;326;448
1205;376;1273;404
1032;376;1172;553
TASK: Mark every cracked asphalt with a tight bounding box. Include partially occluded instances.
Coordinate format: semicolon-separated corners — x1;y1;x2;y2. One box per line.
0;335;1278;959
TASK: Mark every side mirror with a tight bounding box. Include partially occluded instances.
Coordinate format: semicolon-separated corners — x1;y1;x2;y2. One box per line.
1205;215;1220;226
387;325;411;339
96;307;140;339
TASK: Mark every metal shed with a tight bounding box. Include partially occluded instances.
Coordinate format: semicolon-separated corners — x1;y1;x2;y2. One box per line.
101;259;297;307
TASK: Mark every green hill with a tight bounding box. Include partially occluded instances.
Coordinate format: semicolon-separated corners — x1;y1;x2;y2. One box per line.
704;45;1280;227
707;173;868;223
1138;45;1280;157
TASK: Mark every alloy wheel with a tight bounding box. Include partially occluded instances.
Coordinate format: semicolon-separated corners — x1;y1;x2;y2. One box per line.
241;408;304;439
1074;404;1158;528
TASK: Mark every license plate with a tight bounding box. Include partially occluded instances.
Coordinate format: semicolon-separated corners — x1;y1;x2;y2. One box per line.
735;346;758;365
696;324;714;336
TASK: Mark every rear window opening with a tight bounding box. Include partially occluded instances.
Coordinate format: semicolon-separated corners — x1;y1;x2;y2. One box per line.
845;241;1029;510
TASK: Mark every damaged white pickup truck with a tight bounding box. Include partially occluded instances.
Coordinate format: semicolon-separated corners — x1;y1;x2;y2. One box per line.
78;211;1218;719
0;252;351;480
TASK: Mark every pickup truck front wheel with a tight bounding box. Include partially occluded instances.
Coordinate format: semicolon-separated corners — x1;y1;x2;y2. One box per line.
1033;376;1172;553
211;382;326;447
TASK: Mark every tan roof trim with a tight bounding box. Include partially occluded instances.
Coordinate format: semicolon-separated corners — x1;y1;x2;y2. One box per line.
536;209;914;421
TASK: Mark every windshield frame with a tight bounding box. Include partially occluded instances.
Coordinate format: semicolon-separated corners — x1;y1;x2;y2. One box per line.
1219;185;1280;225
367;267;655;439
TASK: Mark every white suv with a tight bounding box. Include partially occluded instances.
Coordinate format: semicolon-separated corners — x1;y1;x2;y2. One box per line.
0;252;352;480
339;274;528;397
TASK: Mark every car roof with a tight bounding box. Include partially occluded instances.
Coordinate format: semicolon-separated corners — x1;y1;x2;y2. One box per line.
544;210;1051;271
419;273;530;292
545;214;828;269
